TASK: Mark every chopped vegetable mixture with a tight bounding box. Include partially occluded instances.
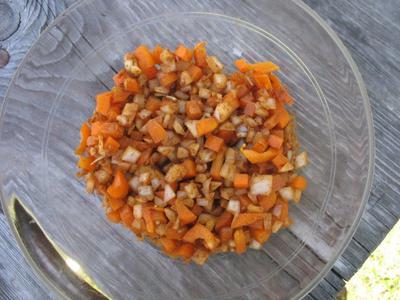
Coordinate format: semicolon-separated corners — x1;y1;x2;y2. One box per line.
76;42;308;264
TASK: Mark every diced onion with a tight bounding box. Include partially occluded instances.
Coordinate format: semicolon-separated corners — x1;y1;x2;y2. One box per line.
133;204;143;219
164;184;176;202
295;151;308;169
227;200;240;214
250;175;272;195
279;186;294;201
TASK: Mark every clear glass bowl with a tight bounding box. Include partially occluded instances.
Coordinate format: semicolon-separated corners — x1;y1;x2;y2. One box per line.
0;0;374;299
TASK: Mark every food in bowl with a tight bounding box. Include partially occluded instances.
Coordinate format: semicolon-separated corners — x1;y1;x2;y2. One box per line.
75;42;308;264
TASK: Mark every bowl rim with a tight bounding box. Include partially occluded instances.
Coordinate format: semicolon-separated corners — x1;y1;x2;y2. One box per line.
0;0;375;299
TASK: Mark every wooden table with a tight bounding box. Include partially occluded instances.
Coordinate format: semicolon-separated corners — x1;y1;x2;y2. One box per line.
0;1;399;299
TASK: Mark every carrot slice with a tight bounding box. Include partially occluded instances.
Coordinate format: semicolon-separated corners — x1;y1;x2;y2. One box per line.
160;237;178;253
107;170;129;199
204;135;224;152
234;229;246;254
96;91;112;115
252;136;269;153
240;146;278;164
145;96;161;112
251;228;271;244
175;44;193;62
147;119;167;143
270;74;282;91
134;44;155;70
77;156;95;172
231;213;266;229
271;153;288;169
176;199;197;225
276;104;291;128
75;122;91;154
233;173;250;189
197;117;218;136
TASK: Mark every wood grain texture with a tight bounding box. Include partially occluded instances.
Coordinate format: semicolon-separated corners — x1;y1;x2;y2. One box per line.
0;0;399;299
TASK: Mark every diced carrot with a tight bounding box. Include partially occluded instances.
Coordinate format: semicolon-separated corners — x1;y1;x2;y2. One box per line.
106;209;121;223
216;130;236;145
96;91;112;115
176;199;197;225
145;96;161;112
231;213;266;229
234;58;251;73
268;134;284;149
258;192;277;211
113;69;128;87
252;136;269;153
277;88;295;105
185;100;203;120
165;227;186;240
204;135;224;152
151;210;167;223
151;44;163;64
112;86;130;103
251;228;271;244
270;74;282;91
183;223;218;250
194;42;207;67
108;197;125;211
188;64;203;82
263;111;278;128
236;84;250;98
223;91;240;110
250;61;280;73
271;153;288;169
244;101;256;116
137;148;152;166
120;204;134;227
197;117;218;136
234;229;246;254
175;243;195;259
271;129;284;138
134;44;155;70
91;122;124;139
248;219;264;230
124;77;140;93
233;173;250;189
175;44;193;62
147;119;167;143
182;159;196;178
230;71;246;85
210;150;225;180
290;175;307;191
272;174;289;192
240;146;278;164
104;136;120;154
107;170;129;199
107;104;123;121
239;195;252;210
160;237;178;253
253;73;272;90
159;72;178;88
219;227;233;242
215;211;233;230
77;156;95;172
75;122;91;154
143;66;158;79
276;105;291;128
143;207;155;233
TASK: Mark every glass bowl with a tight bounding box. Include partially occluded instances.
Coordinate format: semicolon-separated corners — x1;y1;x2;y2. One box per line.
0;0;374;299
